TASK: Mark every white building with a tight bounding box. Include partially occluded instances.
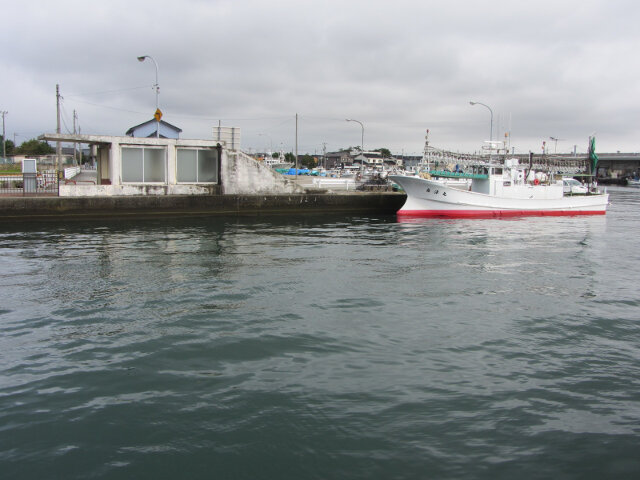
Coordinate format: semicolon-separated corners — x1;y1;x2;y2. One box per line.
38;133;303;197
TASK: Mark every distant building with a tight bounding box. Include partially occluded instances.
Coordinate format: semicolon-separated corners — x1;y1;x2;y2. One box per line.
10;154;75;168
126;119;182;139
400;155;423;169
324;150;352;169
353;151;398;169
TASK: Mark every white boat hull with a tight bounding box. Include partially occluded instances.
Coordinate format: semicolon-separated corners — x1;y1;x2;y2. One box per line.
390;175;609;218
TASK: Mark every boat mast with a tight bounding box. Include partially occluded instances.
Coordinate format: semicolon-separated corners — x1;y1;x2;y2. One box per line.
421;129;430;171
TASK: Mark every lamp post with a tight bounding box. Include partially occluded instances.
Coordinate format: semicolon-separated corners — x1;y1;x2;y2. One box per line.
549;136;564;154
137;55;160;137
469;101;493;145
1;111;7;160
345;118;364;172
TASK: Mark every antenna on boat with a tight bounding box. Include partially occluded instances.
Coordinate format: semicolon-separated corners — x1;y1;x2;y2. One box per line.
421;129;430;171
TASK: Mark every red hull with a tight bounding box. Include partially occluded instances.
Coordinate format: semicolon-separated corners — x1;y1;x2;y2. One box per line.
397;209;607;218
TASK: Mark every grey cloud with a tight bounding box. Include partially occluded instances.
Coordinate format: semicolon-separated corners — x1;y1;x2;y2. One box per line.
2;0;639;155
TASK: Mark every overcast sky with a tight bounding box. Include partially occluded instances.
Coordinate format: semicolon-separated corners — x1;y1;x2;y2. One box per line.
2;0;639;156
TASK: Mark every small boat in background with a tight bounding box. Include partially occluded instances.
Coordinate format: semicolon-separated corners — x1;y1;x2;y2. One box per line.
264;151;293;170
626;177;640;187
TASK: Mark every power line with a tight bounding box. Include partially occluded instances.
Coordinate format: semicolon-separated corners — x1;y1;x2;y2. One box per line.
60;102;74;134
67;98;147;115
65;85;150;98
168;112;293;123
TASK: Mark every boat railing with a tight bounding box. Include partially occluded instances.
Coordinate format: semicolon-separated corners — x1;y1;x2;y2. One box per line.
429;170;488;179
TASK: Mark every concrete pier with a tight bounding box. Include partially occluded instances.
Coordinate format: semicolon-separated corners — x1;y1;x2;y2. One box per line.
0;193;407;222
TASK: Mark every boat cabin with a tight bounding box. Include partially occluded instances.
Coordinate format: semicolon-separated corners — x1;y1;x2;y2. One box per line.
470;159;563;199
429;159;567;199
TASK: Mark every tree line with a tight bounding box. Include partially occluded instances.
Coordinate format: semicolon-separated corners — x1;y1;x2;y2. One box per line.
1;136;55;156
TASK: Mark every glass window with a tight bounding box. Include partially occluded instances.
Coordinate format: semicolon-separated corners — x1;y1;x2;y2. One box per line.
198;149;218;182
177;148;218;183
144;148;165;182
122;147;143;182
177;149;198;182
122;147;166;183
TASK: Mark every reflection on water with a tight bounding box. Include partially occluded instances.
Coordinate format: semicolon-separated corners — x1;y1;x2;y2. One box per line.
0;188;639;479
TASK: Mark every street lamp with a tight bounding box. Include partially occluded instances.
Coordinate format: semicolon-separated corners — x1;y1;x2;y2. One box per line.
138;55;160;137
345;118;364;172
549;136;564;154
469;101;493;145
1;111;7;160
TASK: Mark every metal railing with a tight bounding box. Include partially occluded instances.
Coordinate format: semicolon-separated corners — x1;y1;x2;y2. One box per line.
0;172;59;195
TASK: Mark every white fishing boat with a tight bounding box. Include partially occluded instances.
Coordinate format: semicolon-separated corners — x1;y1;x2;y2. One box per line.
406;129;474;190
390;158;608;218
626;178;640;187
263;151;293;170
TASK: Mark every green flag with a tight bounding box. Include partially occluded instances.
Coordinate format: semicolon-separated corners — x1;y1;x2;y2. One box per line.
588;136;598;175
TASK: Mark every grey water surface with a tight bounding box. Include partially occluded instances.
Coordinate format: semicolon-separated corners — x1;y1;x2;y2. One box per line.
1;187;639;479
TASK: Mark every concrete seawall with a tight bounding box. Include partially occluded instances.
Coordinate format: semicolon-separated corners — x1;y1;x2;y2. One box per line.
0;193;407;222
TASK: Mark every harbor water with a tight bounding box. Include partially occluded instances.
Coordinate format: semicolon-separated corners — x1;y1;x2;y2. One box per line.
1;187;639;479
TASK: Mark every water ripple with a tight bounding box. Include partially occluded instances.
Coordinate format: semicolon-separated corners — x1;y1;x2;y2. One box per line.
1;193;639;478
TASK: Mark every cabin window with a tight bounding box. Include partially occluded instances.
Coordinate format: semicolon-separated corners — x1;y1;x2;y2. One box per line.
177;148;218;183
122;147;166;183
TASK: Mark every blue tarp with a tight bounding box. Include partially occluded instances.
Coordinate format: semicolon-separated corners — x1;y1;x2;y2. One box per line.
284;168;311;175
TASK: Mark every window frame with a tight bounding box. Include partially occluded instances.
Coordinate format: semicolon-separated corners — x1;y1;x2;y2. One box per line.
176;147;219;184
121;146;167;184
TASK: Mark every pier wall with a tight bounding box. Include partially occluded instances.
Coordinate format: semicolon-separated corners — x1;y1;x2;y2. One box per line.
0;193;406;222
59;183;222;197
222;151;303;195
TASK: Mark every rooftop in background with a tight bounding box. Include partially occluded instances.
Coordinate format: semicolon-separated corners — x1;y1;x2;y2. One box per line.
126;119;182;139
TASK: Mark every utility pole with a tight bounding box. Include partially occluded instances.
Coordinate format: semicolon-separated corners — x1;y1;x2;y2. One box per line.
56;84;62;173
295;113;298;174
73;110;78;165
1;111;7;160
322;142;327;169
137;55;160;138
